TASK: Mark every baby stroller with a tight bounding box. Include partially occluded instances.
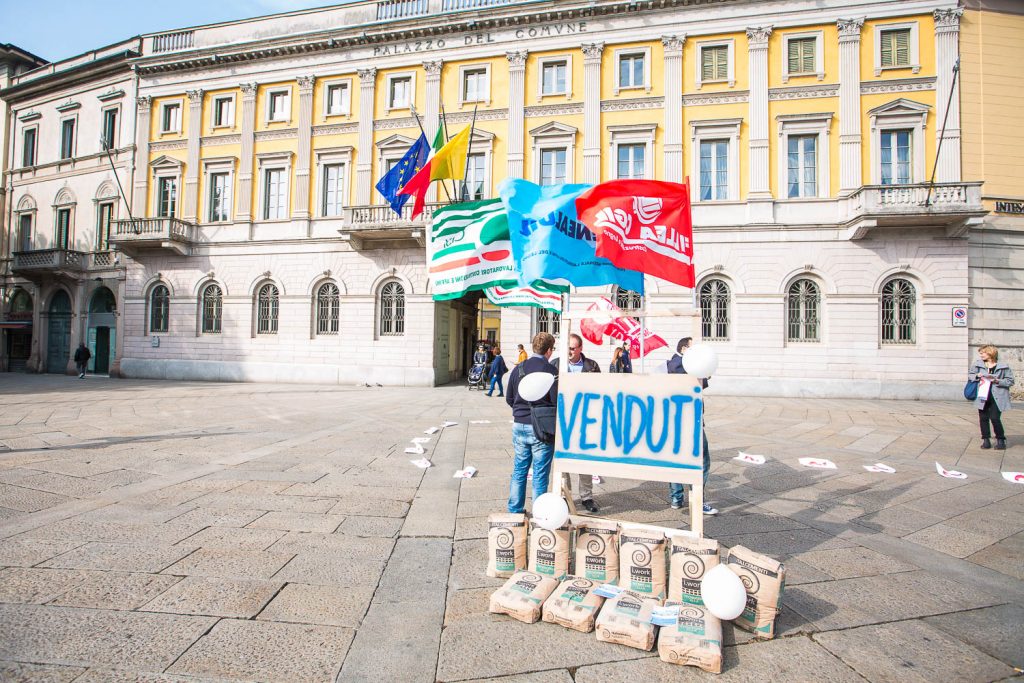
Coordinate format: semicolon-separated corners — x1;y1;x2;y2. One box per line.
468;345;489;391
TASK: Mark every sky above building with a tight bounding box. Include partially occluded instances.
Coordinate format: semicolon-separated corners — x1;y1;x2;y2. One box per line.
0;0;352;63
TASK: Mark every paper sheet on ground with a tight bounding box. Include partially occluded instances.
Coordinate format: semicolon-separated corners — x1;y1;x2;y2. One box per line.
443;421;459;428
404;444;426;455
799;457;837;469
864;463;896;473
411;437;431;444
935;462;967;479
424;426;440;435
453;466;477;478
735;452;766;464
410;458;433;468
470;420;491;424
1002;471;1024;484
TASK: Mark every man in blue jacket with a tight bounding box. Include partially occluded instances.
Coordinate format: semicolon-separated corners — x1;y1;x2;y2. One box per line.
485;345;508;397
505;332;558;513
668;337;718;516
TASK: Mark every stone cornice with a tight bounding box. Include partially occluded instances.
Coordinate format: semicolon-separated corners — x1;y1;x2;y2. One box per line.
524;102;584;117
768;83;840;100
682;90;749;106
97;88;126;102
601;97;664;112
444;108;508;124
255;128;298;141
150;139;187;152
201;134;242;146
313;122;360;136
859;76;935;95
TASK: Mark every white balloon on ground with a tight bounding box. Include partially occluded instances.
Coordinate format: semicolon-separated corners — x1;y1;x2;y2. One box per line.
518;371;555;402
700;564;747;620
682;344;719;379
532;492;570;530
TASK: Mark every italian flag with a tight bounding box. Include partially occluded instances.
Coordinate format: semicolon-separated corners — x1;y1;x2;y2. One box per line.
399;125;471;219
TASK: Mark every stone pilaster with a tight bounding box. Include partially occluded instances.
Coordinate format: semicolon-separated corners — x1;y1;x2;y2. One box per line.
132;96;152;216
934;8;963;183
582;42;604;183
746;27;772;204
423;60;443;138
356;67;377;206
294;75;316;220
236;83;258;222
182;89;204;222
662;36;685;183
837;18;864;195
506;51;528;180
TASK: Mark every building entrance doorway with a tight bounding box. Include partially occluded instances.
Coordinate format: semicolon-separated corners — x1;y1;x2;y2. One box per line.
88;287;117;375
46;290;72;374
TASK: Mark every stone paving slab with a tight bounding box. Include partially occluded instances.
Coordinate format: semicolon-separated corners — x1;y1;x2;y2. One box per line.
40;542;196;573
923;603;1024;670
141;576;283;618
161;547;295;580
257;582;376;627
0;661;86;682
50;571;182;610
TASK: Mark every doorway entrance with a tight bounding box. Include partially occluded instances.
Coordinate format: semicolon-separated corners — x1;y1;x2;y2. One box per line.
88;287;117;375
46;290;72;374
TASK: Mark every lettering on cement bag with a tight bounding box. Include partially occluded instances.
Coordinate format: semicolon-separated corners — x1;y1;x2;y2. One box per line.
668;535;720;603
726;545;786;639
574;520;619;583
489;570;560;624
618;530;667;600
528;520;572;579
595;588;661;651
542;576;606;633
487;513;528;578
657;602;723;673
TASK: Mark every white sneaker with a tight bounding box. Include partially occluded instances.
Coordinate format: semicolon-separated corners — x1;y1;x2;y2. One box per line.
703;503;719;516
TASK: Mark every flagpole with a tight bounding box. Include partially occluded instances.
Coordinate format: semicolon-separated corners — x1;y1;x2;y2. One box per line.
461;103;479;202
440;104;459;204
409;104;453;204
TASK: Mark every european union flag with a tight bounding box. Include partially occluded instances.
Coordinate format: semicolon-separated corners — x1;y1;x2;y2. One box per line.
375;133;431;215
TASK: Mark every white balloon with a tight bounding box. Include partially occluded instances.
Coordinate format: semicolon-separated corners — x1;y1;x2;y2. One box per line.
699;564;747;621
682;344;719;379
532;492;570;530
518;371;555;402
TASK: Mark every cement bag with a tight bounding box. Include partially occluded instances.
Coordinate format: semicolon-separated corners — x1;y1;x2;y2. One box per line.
488;570;559;624
618;530;667;600
574;519;619;583
486;513;528;578
726;545;786;639
542;576;605;633
657;602;723;673
668;535;720;604
528;520;572;580
595;589;661;651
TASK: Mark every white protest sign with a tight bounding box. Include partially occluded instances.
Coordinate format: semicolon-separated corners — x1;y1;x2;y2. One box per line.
553;373;704;486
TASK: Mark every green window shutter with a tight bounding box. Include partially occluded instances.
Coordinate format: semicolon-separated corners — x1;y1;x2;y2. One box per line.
714;46;728;80
880;31;894;67
801;39;815;73
895;29;910;65
788;39;800;73
702;49;713;81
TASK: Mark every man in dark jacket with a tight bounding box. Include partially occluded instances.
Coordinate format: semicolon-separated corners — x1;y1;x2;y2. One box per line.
552;333;600;513
505;332;558;513
73;343;91;379
668;337;717;515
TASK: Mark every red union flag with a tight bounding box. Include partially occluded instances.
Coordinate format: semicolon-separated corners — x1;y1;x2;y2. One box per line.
576;179;695;287
580;297;667;358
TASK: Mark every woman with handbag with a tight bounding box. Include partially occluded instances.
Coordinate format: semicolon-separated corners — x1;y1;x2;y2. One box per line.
969;345;1014;450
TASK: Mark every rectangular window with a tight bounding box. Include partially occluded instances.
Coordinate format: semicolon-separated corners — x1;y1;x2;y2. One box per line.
540;148;566;186
60;119;75;159
269;91;289;121
161;103;180;133
462;68;487;103
326;83;350;116
157;177;177;218
787;135;817;198
96;202;114;251
880;28;911;68
787;37;816;75
616;144;645;179
880;130;912;185
213;96;234;127
463;153;486;200
699;140;729;200
701;45;729;82
263;169;287;219
22;128;37;167
618;53;645;89
102;109;118;150
541;60;567;95
322;164;345;216
389;77;411;109
18;214;32;252
55;209;71;249
208;172;231;222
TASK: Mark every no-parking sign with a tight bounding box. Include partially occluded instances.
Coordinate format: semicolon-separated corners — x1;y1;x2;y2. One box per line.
951;306;968;327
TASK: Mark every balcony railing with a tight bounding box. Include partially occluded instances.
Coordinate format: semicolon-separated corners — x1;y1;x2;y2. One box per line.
152;30;194;53
12;249;86;274
109;217;195;255
843;182;985;239
346;202;443;228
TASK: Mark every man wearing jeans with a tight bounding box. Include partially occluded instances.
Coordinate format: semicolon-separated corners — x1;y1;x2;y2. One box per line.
552;333;600;513
504;332;559;513
667;337;718;516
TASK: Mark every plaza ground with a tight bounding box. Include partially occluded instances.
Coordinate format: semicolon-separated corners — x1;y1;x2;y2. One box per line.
0;374;1022;682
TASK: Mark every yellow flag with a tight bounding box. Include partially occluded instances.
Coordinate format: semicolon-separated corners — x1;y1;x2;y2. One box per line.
429;126;471;181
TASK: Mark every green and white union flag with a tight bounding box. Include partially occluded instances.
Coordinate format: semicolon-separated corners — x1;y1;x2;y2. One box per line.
429;199;518;299
485;282;565;312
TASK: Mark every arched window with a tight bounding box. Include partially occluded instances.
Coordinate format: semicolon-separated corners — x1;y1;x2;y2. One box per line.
536;308;561;337
614;288;643;312
881;278;916;344
316;282;340;335
379;281;405;336
150;285;169;333
700;279;730;341
787;279;820;342
256;283;279;335
201;284;223;334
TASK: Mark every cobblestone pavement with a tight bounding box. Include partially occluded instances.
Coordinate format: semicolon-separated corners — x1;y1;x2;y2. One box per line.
0;374;1021;682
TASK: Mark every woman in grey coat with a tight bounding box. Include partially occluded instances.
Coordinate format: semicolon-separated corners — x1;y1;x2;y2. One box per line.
969;345;1015;450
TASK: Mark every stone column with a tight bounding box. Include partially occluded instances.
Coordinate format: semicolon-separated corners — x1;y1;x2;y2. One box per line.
182;89;204;222
934;9;963;183
423;60;443;202
65;280;87;375
294;75;316;221
662;36;685;183
582;42;604;183
837;18;864;195
506;51;527;180
236;83;258;222
132;96;152;216
746;26;772;207
355;68;377;206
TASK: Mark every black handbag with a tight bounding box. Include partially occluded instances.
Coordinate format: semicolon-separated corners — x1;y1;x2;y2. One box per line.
963;379;979;401
517;364;558;444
